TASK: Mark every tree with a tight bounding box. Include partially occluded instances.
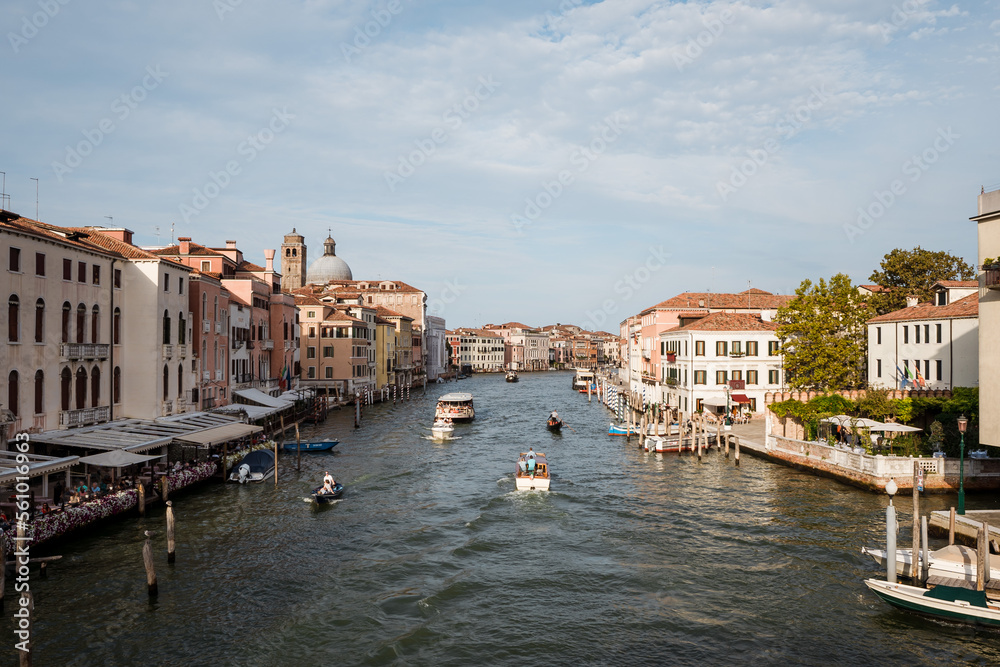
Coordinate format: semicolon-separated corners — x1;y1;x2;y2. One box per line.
868;246;975;315
775;273;872;391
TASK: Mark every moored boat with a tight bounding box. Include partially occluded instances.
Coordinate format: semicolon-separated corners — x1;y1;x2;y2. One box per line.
515;452;550;491
862;544;1000;589
311;482;344;503
608;423;640;436
281;440;339;452
643;435;697;453
865;578;1000;626
228;449;275;483
572;368;595;390
435;393;475;421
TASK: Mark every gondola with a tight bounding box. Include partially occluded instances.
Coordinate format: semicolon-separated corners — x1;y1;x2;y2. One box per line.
311;483;344;503
547;418;562;432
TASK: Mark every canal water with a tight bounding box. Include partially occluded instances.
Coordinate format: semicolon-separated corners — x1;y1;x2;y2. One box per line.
5;371;1000;666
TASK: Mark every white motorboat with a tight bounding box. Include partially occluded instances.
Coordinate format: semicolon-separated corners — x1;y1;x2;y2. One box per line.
515;452;550;491
435;393;475;421
862;544;1000;590
430;419;455;439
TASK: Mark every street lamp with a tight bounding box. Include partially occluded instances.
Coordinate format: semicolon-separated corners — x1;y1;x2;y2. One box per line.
884;477;898;583
957;414;968;515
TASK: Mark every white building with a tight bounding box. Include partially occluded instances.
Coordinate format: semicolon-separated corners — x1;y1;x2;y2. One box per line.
867;281;979;390
454;328;505;372
425;315;448;380
659;312;784;416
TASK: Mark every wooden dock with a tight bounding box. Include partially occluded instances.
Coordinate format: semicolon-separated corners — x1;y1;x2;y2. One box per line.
929;509;1000;551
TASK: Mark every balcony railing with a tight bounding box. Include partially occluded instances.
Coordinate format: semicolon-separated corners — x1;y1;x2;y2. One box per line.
163;344;173;358
232;340;244;351
62;343;110;360
60;406;110;427
203;320;211;333
176;344;188;357
260;339;274;350
215;322;223;334
215;370;223;381
162;400;173;414
203;371;210;381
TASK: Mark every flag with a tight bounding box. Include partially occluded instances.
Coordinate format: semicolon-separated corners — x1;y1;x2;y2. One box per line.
896;365;909;388
279;363;290;391
915;365;926;389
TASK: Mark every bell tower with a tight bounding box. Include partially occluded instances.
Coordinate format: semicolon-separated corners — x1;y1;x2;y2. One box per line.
281;228;306;290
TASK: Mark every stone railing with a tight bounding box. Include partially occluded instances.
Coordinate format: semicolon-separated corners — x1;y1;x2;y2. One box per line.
62;343;110;360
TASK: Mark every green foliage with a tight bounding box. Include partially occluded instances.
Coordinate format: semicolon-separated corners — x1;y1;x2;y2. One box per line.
868;246;975;315
855;387;896;421
775;273;872;391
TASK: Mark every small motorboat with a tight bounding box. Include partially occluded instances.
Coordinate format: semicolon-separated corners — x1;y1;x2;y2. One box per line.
515;452;550;491
643;435;697;453
506;371;519;382
228;449;275;483
311;483;344;503
281;440;339;452
865;579;1000;626
862;544;1000;589
547;418;562;432
430;419;455;439
608;423;640;436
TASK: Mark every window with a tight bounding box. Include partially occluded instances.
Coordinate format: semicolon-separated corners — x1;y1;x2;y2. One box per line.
162;310;171;344
731;341;742;356
113;307;121;345
746;341;758;356
323;346;333;358
35;252;45;276
877;359;882;378
76;304;86;343
746;370;758;385
924;359;930;380
695;398;703;412
162;365;169;400
91;305;100;343
903;326;908;344
8;295;19;342
749;398;757;412
936;359;942;381
923;324;929;343
114;268;121;288
201;293;208;319
9;247;20;272
309;327;316;338
61;367;71;410
769;369;780;384
178;277;183;294
34;370;43;414
91;367;101;407
307;311;316;319
177;364;183;398
307;366;316;379
716;370;727;384
7;370;18;417
75;367;86;409
307;346;316;359
936;323;942;344
876;327;881;345
113;367;121;403
695;340;705;356
92;265;100;285
163;273;170;291
62;302;71;343
915;326;921;344
78;261;86;283
179;313;187;345
716;341;727;356
34;299;44;343
768;341;779;356
63;258;72;280
325;367;333;379
731;370;743;381
201;260;211;272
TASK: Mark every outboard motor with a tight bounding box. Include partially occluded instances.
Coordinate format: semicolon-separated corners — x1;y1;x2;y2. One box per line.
238;463;251;484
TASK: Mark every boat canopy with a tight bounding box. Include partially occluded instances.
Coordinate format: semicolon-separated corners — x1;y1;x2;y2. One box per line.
438;393;473;402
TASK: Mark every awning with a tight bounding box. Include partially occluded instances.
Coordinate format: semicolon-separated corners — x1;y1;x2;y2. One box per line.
173;422;262;446
701;397;728;408
0;454;79;484
213;403;280;420
78;451;161;468
731;393;751;404
870;422;923;433
234;388;293;409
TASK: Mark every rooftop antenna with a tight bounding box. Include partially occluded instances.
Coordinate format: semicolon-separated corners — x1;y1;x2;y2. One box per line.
170;222;175;244
748;279;751;308
0;171;8;210
154;226;161;245
30;177;38;220
105;216;113;226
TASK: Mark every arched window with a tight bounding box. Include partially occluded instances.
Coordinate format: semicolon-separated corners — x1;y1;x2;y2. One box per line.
75;367;86;409
214;296;219;322
213;340;218;372
62;302;71;343
201;292;207;319
113;307;121;345
201;340;207;374
76;304;86;343
177;363;183;398
34;370;43;414
162;310;171;345
162;365;169;400
8;295;19;342
179;312;186;345
292;248;297;257
34;298;44;343
91;305;100;343
7;370;19;417
113;367;121;404
61;368;71;410
90;367;101;407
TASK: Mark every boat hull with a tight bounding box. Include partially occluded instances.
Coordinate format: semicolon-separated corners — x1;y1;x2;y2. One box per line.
862;545;1000;586
644;436;697;453
547;420;562;432
515;476;550;491
281;440;339;452
608;424;639;436
865;579;1000;626
312;483;344;503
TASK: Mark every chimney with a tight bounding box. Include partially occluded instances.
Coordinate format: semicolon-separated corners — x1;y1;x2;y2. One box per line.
906;295;919;307
178;236;191;254
226;240;237;249
264;249;275;272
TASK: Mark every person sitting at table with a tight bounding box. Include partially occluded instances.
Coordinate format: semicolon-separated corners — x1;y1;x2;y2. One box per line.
92;483;102;495
40;503;50;515
0;513;9;531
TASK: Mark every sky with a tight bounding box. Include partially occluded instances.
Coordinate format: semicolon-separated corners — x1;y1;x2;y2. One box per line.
3;0;998;331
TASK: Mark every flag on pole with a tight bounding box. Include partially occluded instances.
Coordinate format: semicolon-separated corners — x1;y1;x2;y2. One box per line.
279;363;290;391
914;365;926;389
896;365;908;388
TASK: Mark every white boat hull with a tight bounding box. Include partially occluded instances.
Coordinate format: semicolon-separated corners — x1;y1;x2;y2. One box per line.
862;545;1000;586
515;476;550;491
865;579;1000;625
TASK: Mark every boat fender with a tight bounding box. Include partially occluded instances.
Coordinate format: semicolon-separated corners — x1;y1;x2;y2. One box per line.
238;464;250;484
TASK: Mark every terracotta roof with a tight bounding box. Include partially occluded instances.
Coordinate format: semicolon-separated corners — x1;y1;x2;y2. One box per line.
238;260;266;272
294;295;326;307
858;284;887;292
0;215;121;258
676;311;709;318
671;312;778;332
322;279;424;293
375;305;412;320
454;327;503;338
72;227;190;268
155;241;217;256
867;293;979;323
643;291;792;312
375;316;393;325
488;321;534;330
934;280;978;288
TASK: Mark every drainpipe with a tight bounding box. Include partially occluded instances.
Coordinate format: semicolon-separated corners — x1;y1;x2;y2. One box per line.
109;257;115;422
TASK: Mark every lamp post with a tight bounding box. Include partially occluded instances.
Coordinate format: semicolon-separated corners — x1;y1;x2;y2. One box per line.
957;414;968;515
885;477;898;583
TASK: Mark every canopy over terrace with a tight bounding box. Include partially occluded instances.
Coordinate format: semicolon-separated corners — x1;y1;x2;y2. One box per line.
234;388;293;411
0;451;78;486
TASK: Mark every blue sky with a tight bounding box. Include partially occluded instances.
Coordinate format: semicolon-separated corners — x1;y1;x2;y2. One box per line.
3;0;997;330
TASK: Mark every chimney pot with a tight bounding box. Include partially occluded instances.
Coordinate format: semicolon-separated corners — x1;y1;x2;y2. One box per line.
226;240;237;249
264;249;275;272
178;236;191;254
906;295;919;308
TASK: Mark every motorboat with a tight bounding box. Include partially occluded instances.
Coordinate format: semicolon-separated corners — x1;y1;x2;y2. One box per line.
862;544;1000;590
608;423;640;436
430;419;455;439
547;417;562;432
572;368;595;390
865;579;1000;626
311;483;344;503
515;452;550;491
643;435;697;453
228;449;275;483
435;392;475;421
281;440;339;452
506;370;519;382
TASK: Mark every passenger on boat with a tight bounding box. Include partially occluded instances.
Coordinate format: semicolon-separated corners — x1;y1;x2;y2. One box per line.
323;471;335;489
526;447;535;460
549;410;559;421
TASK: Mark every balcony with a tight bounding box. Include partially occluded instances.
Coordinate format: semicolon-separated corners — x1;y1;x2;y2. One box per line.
231;340;244;351
260;339;274;350
215;370;223;381
203;320;211;333
215;322;222;334
62;343;110;360
163;344;173;358
202;371;210;381
284;341;292;350
176;344;188;357
986;266;1000;290
60;406;110;427
162;400;173;415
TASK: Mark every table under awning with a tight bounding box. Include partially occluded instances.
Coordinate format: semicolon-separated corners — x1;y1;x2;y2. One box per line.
731;393;751;404
173;422;262;446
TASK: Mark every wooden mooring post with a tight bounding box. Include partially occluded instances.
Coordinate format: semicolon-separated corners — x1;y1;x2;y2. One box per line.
273;439;279;489
138;483;146;517
725;434;730;459
161;474;169;503
921;516;929;583
734;436;740;466
166;501;176;564
142;531;157;597
949;507;956;545
977;522;991;592
295;423;302;473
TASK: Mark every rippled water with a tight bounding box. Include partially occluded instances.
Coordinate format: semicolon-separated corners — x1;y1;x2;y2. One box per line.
5;371;1000;666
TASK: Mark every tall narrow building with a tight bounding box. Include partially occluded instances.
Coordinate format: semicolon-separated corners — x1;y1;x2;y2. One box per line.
281;229;306;290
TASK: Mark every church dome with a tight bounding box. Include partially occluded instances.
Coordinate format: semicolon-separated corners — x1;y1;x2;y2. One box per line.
306;234;352;283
